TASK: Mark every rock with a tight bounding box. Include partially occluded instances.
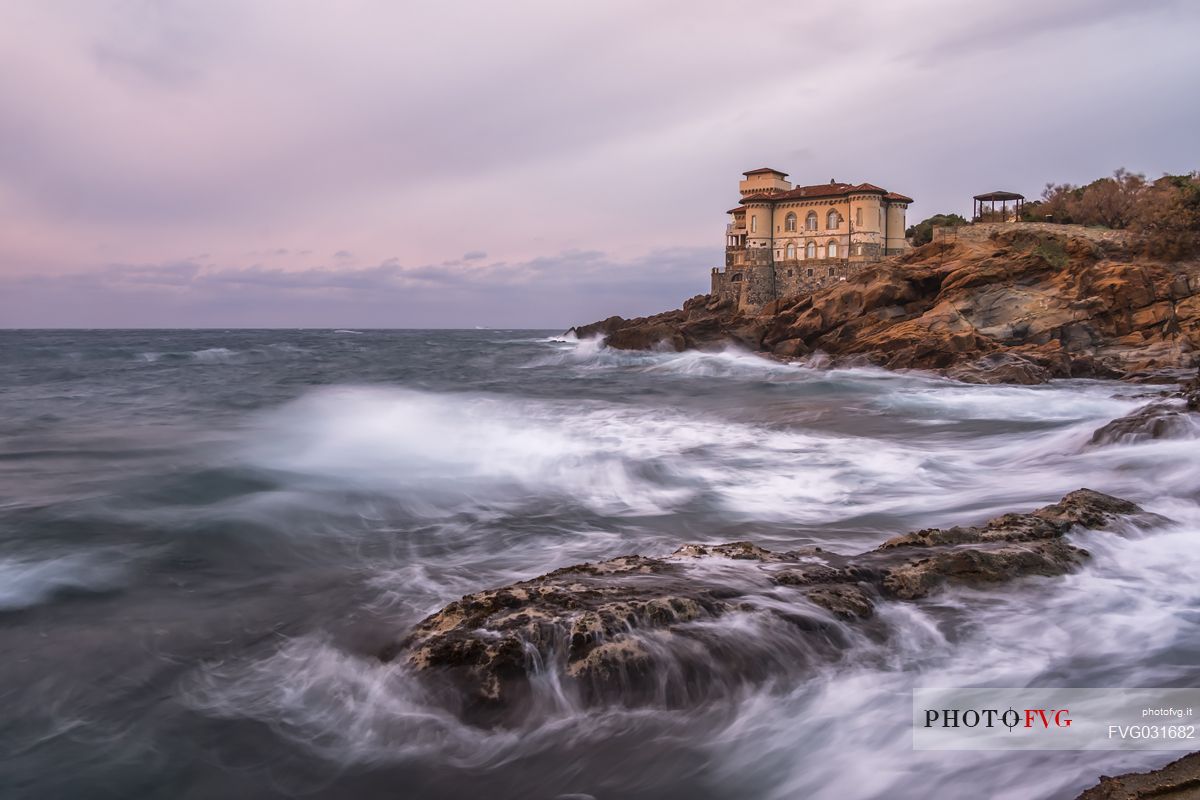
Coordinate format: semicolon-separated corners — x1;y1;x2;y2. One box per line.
770;337;810;358
1089;402;1198;445
1184;368;1200;410
945;352;1051;385
1075;751;1200;799
574;226;1200;383
1088;369;1200;445
381;490;1157;725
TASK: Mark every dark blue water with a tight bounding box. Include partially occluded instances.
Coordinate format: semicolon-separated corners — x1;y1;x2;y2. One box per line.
1;330;1197;799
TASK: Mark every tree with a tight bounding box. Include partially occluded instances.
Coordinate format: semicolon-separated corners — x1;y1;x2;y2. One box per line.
1130;172;1200;259
1035;168;1199;257
1039;169;1146;228
906;213;968;247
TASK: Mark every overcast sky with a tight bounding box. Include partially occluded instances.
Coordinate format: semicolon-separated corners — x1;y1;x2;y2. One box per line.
2;0;1198;328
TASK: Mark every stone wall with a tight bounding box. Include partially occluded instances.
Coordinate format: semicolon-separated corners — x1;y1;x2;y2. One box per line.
931;221;1132;246
711;258;862;312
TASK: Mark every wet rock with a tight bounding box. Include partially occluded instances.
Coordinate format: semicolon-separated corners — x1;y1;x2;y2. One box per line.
1184;368;1200;411
770;337;810;358
1088;369;1200;445
382;490;1158;725
1075;751;1200;799
944;352;1052;385
1089;402;1198;445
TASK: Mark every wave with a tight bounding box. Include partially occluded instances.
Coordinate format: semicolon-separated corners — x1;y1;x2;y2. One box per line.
134;344;310;365
241;386;696;518
232;378;1188;540
0;551;127;611
181;511;1200;798
525;338;799;376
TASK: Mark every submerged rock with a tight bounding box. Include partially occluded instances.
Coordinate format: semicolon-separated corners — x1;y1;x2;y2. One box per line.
381;490;1159;725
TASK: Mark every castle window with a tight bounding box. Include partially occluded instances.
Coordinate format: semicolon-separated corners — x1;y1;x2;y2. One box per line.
805;241;816;259
786;242;796;259
855;207;863;226
855;244;863;256
826;210;839;230
787;269;793;277
827;239;839;258
750;215;757;233
785;212;797;232
806;268;814;277
828;267;836;277
805;211;818;231
731;273;744;283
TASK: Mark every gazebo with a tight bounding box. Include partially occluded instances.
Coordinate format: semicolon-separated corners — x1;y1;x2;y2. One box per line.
972;190;1025;222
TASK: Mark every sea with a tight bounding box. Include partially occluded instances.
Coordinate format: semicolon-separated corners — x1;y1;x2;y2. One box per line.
0;329;1197;799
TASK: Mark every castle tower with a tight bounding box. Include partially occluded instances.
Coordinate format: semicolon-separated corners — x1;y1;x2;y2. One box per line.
739;168;789;262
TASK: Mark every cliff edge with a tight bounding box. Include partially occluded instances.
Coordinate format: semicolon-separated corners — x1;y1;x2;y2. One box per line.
572;224;1200;384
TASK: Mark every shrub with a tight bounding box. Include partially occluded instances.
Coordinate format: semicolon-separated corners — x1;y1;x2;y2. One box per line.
906;213;968;247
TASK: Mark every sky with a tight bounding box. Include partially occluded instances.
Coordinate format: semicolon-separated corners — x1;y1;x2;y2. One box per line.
1;0;1198;328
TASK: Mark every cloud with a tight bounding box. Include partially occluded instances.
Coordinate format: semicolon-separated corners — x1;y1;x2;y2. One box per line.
0;246;718;328
0;1;1197;327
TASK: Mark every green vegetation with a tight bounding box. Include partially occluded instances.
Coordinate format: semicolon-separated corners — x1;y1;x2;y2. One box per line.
1032;238;1068;270
906;213;968;247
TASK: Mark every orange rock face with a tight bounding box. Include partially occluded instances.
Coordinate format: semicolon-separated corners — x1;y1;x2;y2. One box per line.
573;226;1200;383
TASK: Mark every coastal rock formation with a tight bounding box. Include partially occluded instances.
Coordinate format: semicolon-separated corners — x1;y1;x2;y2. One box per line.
1088;371;1200;445
1075;752;1200;799
381;490;1157;725
571;224;1200;383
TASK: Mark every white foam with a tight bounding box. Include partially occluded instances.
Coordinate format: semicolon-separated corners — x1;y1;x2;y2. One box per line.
0;552;126;610
191;347;239;363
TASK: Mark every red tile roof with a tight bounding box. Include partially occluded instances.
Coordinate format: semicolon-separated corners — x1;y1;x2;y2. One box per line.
735;181;911;206
742;167;789;177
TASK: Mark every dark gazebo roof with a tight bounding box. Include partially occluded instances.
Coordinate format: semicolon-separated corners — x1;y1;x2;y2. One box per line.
973;190;1025;201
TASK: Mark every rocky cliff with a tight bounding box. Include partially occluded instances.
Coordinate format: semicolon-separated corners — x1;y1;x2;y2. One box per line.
573;224;1200;384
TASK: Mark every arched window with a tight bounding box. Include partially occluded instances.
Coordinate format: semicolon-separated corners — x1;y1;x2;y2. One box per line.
786;242;796;259
750;215;757;233
827;239;839;259
731;272;744;283
805;241;816;259
785;212;797;232
805;211;818;231
827;210;839;230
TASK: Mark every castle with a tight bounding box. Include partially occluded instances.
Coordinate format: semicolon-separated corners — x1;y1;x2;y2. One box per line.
711;168;913;311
